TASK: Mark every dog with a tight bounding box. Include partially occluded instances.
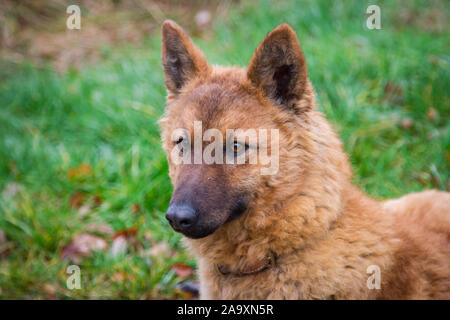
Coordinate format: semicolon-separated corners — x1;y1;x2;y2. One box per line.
159;20;450;299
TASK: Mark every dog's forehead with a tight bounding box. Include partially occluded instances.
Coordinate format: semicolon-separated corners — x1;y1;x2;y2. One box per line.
178;81;264;130
165;73;273;132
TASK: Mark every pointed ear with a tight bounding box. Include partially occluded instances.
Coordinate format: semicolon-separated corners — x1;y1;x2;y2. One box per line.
247;24;308;111
161;20;210;95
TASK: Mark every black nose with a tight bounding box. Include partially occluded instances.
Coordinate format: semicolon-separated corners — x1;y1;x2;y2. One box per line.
165;204;197;232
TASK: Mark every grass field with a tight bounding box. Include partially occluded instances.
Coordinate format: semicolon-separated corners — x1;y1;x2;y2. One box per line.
0;0;448;299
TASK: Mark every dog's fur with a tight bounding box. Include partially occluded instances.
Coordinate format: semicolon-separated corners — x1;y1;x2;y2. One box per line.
159;21;450;299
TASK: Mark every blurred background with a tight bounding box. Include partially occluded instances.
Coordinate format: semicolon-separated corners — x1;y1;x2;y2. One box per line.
0;0;448;299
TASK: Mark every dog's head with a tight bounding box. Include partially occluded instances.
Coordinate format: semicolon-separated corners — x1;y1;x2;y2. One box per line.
160;21;313;239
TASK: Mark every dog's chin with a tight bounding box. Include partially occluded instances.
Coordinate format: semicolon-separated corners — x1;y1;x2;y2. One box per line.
179;226;220;239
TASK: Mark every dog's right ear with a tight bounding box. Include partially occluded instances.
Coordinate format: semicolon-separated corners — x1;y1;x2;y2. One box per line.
161;20;210;95
247;24;308;112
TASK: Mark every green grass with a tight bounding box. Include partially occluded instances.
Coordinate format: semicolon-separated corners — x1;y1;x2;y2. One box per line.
0;0;448;299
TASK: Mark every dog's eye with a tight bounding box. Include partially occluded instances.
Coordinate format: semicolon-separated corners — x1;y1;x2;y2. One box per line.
233;141;248;156
176;137;186;152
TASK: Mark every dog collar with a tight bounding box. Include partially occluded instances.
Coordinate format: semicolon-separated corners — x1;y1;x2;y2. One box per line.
215;252;276;277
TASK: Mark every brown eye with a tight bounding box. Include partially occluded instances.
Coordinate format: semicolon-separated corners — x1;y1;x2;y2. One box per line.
233;142;241;153
176;137;185;152
233;141;247;156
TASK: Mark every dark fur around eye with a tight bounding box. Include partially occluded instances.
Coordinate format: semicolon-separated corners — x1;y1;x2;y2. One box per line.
175;137;183;144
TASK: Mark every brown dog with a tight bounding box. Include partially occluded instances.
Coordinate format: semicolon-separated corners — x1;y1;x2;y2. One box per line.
159;20;450;299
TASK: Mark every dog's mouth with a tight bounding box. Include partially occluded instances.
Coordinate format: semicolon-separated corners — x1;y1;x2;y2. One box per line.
169;200;249;239
179;227;217;239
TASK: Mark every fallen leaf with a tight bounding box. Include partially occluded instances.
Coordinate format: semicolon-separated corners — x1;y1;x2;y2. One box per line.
43;283;56;295
195;10;211;28
175;280;199;299
430;165;441;189
400;118;413;129
147;242;170;258
93;195;103;207
171;262;194;277
113;226;138;239
69;191;86;209
142;232;153;243
131;203;141;214
67;163;93;180
111;271;134;282
110;236;128;257
85;222;114;237
426;107;438;122
110;226;143;255
78;204;91;216
111;272;125;282
1;182;23;198
61;233;108;263
413;171;430;187
383;82;404;106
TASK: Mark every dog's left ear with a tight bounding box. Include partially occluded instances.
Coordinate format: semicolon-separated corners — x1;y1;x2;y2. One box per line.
161;20;210;95
247;24;308;111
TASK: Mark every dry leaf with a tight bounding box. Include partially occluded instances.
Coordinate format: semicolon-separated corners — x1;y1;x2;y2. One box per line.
78;204;91;216
148;242;170;257
114;226;138;239
110;236;128;257
69;191;86;209
110;227;143;255
85;222;114;237
111;271;133;282
142;232;153;243
131;203;141;214
384;82;404;106
175;280;199;299
1;182;23;198
111;272;126;282
400;118;413;129
93;195;103;207
426;107;438;122
61;233;108;263
67;163;93;180
413;171;430;187
43;283;56;295
195;10;211;28
171;262;194;277
43;283;57;300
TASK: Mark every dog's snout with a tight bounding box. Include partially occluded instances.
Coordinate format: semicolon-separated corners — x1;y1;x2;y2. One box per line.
165;204;197;232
